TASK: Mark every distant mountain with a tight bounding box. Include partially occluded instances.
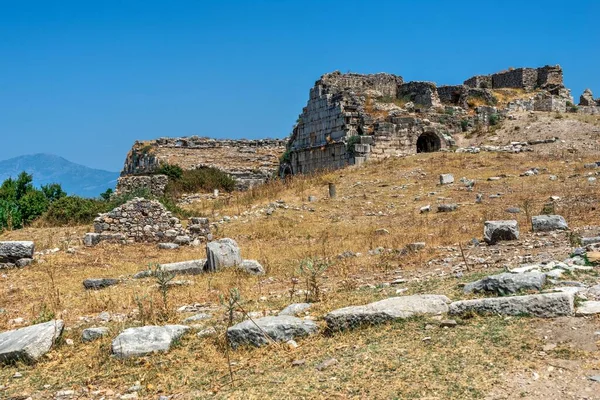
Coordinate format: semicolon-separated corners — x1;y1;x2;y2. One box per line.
0;154;119;198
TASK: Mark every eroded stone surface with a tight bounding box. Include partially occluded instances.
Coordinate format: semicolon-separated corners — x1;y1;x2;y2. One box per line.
484;220;519;244
463;271;546;295
531;215;568;232
227;316;317;348
449;292;574;318
82;327;110;342
0;241;34;263
112;325;189;358
0;320;64;364
205;238;242;272
278;303;312;316
325;295;451;331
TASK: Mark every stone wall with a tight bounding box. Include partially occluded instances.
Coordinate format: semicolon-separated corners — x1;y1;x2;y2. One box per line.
437;85;464;105
90;198;210;245
320;71;404;98
464;65;564;91
464;75;492;89
121;137;287;190
398;82;441;108
492;68;538;90
115;175;169;197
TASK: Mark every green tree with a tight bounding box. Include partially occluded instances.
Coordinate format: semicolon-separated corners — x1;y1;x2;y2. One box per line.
41;183;66;203
0;177;17;202
18;190;49;224
15;172;34;200
0;199;22;230
100;188;114;201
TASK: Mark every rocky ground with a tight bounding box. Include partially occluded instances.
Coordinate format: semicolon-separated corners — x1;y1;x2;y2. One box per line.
1;123;600;398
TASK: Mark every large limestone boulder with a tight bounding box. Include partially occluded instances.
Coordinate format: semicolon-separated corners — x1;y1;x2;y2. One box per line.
205;238;242;272
449;292;574;318
484;220;519;244
0;320;64;364
463;271;546;295
112;325;189;358
325;295;451;331
575;301;600;316
227;316;317;348
531;215;568;232
0;241;34;263
238;260;265;275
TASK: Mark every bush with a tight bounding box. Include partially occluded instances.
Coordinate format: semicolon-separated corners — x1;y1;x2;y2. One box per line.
164;167;236;197
460;119;469;132
157;163;183;180
42;196;110;226
0;199;22;231
488;113;500;126
346;135;361;156
19;190;49;224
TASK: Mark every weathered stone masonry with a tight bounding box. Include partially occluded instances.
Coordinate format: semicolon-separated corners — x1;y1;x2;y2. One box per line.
283;65;573;176
119;137;287;194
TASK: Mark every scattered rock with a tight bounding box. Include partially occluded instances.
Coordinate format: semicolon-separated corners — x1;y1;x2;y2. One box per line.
0;241;34;263
278;303;311;316
575;301;600;316
437;204;457;213
227;315;317;348
159;259;206;275
505;207;521;214
375;228;390;235
83;278;119;290
238;259;265;275
439;174;454;185
440;319;457;328
82;327;110;342
531;215;568;232
420;205;431;213
316;357;338;371
463;271;546;295
449;292;574;318
325;295;451;331
15;258;33;268
158;243;179;250
483;220;519;244
0;320;64;364
112;325;189;358
205;238;242;272
84;233;101;247
183;313;211;323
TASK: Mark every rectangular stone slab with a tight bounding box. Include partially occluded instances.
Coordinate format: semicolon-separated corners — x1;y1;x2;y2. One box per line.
0;241;34;263
449;292;574;318
159;259;207;275
0;320;64;364
325;295;451;331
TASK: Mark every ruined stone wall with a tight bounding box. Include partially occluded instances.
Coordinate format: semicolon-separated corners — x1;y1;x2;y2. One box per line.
533;93;567;112
115;175;169;197
91;198;210;244
121;137;287;190
320;71;404;98
537;65;563;87
437;85;464;105
398;82;441;108
492;68;538;90
464;75;492;89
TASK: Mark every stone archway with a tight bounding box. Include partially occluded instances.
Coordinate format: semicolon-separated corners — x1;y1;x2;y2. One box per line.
416;132;441;153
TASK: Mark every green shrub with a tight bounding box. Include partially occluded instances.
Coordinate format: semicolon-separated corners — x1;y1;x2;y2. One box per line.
157;163;183;180
41;183;66;203
346;135;361;156
488;113;500;126
164;167;236;197
460;119;469;132
0;199;22;231
43;196;110;226
18;190;49;224
280;149;292;164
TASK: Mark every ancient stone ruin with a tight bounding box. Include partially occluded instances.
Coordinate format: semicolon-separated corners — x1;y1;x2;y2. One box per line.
114;174;168;197
281;65;574;175
117;137;287;195
84;197;210;246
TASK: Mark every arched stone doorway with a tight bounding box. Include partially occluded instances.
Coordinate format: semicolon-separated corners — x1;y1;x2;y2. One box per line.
416;133;441;153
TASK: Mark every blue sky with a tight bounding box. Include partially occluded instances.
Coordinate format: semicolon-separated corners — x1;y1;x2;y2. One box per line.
1;0;597;171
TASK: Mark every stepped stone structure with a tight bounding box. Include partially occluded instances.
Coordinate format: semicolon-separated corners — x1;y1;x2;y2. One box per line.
118;137;287;193
85;198;210;245
281;65;574;175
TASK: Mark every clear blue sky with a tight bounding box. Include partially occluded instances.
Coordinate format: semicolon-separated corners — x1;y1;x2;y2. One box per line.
1;0;597;172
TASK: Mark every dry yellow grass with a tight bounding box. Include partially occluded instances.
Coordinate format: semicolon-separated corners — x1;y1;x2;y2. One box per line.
1;151;600;399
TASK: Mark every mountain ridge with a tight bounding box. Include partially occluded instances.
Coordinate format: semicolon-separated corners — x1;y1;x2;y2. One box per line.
0;153;119;198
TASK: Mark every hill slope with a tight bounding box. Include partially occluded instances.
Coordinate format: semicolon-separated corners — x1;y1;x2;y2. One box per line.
0;154;119;198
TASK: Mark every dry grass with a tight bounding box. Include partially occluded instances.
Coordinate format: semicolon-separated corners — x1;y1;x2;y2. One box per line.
1;151;600;398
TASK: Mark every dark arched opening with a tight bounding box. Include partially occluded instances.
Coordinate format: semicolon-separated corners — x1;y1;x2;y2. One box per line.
279;164;293;179
416;133;441;153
